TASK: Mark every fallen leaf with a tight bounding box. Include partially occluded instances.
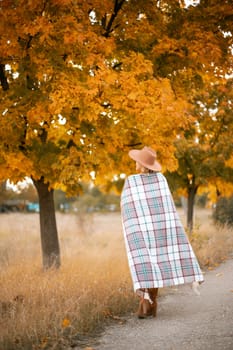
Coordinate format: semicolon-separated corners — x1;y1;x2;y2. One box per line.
62;318;71;328
216;273;223;277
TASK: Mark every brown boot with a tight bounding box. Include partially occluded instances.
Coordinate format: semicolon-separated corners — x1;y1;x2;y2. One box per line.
137;288;158;319
137;297;151;319
147;288;158;317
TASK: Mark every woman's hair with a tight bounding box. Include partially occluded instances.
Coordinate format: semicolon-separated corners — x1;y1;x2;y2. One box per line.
137;162;157;174
142;167;156;174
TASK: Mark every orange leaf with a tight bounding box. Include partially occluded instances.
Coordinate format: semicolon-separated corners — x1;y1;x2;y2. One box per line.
62;318;71;328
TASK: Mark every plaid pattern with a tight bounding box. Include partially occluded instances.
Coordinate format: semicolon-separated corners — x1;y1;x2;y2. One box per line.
121;173;204;291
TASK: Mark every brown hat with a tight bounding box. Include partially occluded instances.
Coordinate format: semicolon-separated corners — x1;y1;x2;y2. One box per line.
128;146;162;172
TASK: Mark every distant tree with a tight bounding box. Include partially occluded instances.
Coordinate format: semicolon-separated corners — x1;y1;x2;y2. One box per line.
0;181;14;203
17;183;38;203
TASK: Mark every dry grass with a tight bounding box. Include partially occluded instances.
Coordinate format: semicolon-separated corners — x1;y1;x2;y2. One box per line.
0;209;233;349
177;208;233;269
185;209;233;268
0;212;135;349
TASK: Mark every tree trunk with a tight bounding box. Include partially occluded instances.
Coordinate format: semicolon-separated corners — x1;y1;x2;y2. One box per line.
33;177;60;269
187;180;198;234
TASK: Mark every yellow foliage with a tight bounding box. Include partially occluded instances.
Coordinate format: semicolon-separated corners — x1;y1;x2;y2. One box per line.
209;182;233;203
225;156;233;168
0;0;231;190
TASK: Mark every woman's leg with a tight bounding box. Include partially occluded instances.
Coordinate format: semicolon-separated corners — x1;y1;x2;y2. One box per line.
148;288;158;317
136;288;158;318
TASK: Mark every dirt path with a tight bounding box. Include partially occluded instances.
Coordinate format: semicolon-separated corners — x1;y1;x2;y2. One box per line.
93;258;233;350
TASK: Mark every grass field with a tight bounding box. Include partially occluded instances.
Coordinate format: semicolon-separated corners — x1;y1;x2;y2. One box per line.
0;209;233;349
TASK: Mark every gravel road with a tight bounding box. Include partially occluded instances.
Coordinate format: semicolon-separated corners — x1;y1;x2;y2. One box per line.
93;258;233;350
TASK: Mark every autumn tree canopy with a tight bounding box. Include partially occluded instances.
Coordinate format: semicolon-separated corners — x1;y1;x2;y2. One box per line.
0;0;232;267
1;0;232;185
0;0;188;190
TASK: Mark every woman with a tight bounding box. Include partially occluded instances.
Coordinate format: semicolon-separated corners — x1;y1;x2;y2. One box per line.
121;146;204;319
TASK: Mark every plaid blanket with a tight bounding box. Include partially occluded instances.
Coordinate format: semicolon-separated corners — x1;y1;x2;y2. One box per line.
121;173;204;291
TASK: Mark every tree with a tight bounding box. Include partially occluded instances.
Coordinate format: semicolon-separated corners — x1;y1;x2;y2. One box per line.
154;0;233;232
0;181;14;204
0;0;232;266
166;77;233;232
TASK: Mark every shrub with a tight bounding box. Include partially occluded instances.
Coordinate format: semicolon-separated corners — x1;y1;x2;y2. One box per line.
213;196;233;226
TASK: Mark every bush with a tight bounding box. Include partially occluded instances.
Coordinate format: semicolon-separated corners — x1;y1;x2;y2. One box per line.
213;196;233;226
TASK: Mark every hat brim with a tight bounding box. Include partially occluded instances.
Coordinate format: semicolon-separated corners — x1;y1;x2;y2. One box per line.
129;149;162;172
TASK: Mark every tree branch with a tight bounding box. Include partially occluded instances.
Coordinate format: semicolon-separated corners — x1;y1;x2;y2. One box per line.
103;0;126;38
124;142;142;148
0;64;9;91
209;116;227;150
